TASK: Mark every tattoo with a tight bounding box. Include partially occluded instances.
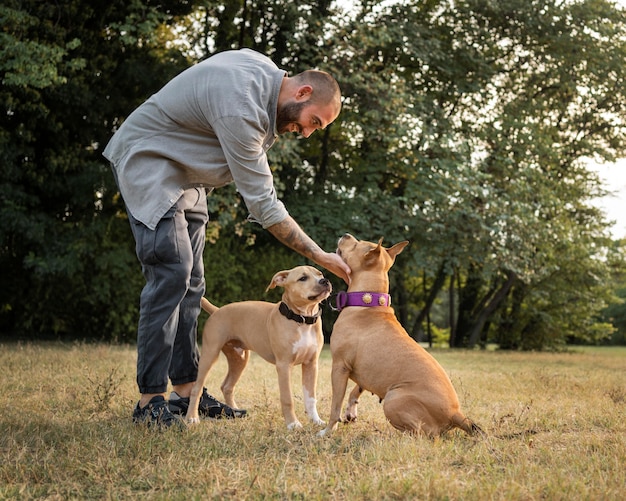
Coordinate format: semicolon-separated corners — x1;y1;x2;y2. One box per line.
269;217;320;260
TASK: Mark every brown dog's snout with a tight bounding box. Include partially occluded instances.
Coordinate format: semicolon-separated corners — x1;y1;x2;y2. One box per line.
337;233;350;246
319;278;330;287
337;233;356;255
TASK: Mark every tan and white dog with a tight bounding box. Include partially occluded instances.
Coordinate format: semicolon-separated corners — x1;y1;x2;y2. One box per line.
187;266;332;429
319;234;483;437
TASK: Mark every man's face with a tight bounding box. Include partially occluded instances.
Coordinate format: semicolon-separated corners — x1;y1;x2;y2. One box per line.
276;100;338;138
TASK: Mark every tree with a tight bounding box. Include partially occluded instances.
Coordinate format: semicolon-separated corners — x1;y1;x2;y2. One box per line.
2;0;625;349
325;0;626;348
0;0;195;339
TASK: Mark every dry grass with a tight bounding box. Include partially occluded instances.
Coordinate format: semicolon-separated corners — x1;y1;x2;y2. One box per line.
1;341;624;500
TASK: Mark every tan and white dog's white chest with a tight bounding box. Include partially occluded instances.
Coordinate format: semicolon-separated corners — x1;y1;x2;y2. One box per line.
290;324;321;363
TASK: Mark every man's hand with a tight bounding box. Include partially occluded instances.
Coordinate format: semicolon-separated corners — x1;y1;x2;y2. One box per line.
315;251;351;285
267;216;351;284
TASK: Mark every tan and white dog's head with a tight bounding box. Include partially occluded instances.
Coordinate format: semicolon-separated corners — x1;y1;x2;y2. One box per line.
336;234;408;291
266;266;332;312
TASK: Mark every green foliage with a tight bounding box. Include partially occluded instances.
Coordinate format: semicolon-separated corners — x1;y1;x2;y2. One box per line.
599;239;626;344
0;0;194;340
1;0;626;349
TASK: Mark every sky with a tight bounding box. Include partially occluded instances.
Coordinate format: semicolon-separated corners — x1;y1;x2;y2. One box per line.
593;0;626;240
590;159;626;240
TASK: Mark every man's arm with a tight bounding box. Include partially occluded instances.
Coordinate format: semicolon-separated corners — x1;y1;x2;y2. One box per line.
267;216;351;284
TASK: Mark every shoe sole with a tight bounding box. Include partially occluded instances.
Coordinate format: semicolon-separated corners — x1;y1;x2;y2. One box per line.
169;402;247;419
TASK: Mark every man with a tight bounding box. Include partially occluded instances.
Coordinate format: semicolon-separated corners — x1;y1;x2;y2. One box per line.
103;48;351;428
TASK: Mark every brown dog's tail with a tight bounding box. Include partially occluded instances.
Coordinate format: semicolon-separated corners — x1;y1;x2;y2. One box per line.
200;297;219;315
452;413;486;438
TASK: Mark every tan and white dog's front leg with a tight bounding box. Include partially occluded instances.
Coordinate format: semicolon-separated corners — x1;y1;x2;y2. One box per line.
275;361;302;429
301;360;324;426
187;345;222;424
318;362;351;437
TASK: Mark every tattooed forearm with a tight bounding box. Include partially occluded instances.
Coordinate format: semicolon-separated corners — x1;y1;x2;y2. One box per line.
267;216;322;261
267;216;351;283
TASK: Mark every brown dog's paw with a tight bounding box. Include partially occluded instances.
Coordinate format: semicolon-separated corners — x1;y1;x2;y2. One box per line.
344;401;358;422
343;410;358;422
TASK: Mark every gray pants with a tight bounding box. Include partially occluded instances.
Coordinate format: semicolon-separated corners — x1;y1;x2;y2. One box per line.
128;188;208;394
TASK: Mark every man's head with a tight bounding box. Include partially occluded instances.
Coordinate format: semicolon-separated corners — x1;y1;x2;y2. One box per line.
277;70;341;137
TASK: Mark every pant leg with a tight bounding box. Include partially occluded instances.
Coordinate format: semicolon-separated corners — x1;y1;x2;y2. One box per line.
169;188;208;386
128;188;207;394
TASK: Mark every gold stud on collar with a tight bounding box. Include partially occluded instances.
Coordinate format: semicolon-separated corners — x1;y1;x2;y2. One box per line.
362;293;373;304
378;296;387;306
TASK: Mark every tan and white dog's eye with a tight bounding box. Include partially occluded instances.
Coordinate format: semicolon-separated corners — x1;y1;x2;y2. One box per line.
298;275;308;282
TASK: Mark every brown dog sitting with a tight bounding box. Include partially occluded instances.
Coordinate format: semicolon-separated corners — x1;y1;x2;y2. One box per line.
187;266;332;429
319;234;483;437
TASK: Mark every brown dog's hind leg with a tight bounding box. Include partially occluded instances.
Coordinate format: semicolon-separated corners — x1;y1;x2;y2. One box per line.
451;413;485;437
344;385;363;422
220;342;250;410
382;392;442;436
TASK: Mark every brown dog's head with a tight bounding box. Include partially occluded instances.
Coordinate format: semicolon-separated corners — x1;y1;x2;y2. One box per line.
266;266;332;312
336;234;408;291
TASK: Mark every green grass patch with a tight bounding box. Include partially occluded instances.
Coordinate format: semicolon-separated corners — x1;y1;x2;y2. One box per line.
1;341;624;500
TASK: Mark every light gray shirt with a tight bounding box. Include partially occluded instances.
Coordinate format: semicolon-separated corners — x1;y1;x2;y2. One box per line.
103;49;289;230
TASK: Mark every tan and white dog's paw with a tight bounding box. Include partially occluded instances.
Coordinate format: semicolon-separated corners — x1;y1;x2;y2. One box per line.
287;420;303;430
310;416;325;426
317;426;332;437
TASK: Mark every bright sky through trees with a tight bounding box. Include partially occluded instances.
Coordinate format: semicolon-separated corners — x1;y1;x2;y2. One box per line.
591;159;626;239
332;0;626;240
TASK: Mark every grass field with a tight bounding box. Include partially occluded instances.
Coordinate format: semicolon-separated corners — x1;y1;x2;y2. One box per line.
1;341;624;500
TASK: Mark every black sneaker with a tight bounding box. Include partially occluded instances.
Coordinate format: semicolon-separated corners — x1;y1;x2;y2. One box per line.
132;395;185;429
168;388;247;419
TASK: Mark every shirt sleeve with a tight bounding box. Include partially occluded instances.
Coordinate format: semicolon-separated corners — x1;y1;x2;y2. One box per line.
212;115;288;228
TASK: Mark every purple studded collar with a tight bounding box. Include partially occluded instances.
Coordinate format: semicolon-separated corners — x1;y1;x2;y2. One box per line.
335;291;391;312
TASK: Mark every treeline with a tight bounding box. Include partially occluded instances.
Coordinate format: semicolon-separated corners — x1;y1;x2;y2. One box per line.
1;0;625;348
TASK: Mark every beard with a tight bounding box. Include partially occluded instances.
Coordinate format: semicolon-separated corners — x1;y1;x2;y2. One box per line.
276;101;309;134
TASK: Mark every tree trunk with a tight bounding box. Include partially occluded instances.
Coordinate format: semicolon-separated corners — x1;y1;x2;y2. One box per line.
467;270;518;347
448;268;456;347
410;262;447;340
452;263;485;347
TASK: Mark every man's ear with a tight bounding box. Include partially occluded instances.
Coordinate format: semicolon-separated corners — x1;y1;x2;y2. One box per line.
295;85;313;101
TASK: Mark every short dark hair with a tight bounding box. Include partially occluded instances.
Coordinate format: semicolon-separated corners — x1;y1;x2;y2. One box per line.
294;70;341;112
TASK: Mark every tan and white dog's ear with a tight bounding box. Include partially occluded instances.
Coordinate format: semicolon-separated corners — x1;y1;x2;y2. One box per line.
387;241;409;260
266;270;289;292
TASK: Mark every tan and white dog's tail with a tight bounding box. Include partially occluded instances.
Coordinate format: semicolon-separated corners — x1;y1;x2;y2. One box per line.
452;413;486;437
200;297;219;315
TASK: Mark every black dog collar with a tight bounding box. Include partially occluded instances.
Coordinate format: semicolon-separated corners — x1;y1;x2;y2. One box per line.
279;302;321;324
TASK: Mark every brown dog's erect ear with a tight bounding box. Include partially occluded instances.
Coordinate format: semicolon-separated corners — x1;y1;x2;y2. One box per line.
387;241;409;260
363;240;384;267
266;270;289;292
364;239;408;266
